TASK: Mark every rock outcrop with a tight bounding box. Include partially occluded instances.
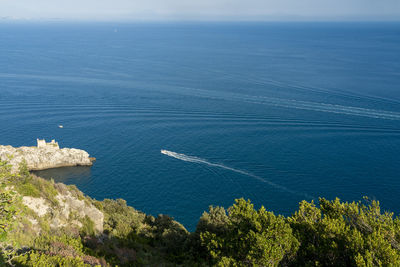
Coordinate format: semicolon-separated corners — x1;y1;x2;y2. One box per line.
0;140;93;172
55;190;104;232
22;189;104;233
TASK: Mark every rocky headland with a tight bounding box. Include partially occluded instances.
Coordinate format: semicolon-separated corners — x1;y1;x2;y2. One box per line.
0;139;94;172
1;141;399;266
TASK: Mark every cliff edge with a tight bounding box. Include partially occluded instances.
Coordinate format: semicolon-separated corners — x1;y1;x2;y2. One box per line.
0;139;93;172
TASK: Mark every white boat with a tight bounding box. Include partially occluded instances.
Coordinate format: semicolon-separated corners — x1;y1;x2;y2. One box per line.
58;125;64;128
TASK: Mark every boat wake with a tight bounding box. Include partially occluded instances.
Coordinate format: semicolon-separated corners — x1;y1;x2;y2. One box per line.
161;149;312;198
3;71;400;121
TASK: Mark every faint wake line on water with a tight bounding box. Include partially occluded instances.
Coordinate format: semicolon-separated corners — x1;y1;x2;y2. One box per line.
240;74;400;107
165;85;400;121
248;96;400;121
206;90;400;121
3;72;400;121
161;149;313;199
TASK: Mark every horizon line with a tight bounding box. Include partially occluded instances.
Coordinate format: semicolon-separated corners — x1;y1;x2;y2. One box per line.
1;13;400;23
1;18;400;23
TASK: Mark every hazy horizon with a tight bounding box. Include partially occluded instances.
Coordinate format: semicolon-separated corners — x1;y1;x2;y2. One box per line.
1;0;399;22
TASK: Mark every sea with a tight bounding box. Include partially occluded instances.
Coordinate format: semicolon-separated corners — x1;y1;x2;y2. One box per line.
1;22;399;230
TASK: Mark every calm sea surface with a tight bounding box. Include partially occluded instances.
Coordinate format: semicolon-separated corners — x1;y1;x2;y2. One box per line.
1;22;400;230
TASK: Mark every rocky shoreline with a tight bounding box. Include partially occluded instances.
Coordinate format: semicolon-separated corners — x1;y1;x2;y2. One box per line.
0;139;94;172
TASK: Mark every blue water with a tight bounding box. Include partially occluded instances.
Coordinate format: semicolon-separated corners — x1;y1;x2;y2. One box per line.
1;22;400;230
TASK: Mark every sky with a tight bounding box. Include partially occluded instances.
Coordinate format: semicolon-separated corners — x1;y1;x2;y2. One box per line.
1;0;399;21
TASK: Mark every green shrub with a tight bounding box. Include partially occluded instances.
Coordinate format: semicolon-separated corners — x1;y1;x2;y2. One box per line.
199;198;299;266
0;190;16;241
80;216;96;237
0;158;15;183
14;251;91;267
0;159;17;242
33;233;84;253
18;160;30;180
102;198;146;238
288;197;400;266
15;174;59;206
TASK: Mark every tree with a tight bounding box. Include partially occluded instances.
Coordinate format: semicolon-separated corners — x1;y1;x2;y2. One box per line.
199;198;299;266
0;159;18;265
288;198;400;266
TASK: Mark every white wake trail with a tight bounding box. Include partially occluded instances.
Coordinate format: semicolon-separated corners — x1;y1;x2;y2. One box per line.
161;149;311;198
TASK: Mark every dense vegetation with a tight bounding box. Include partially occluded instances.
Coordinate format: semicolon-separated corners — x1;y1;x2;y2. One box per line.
1;159;400;266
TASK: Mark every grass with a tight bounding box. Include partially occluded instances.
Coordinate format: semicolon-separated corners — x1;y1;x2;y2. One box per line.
16;182;41;198
12;174;59;206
